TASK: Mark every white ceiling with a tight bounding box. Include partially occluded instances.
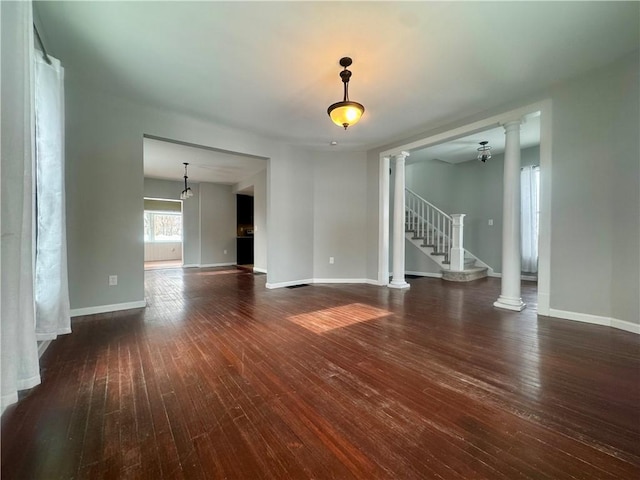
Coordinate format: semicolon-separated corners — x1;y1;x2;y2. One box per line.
410;114;540;165
35;1;639;155
143;137;267;184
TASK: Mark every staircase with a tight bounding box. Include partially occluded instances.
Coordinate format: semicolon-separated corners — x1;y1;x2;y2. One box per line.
405;189;488;282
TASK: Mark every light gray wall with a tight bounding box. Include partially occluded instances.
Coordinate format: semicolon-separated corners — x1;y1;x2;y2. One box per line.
66;79;280;310
406;242;441;276
406;159;455;214
144;242;181;262
199;182;236;266
367;52;640;326
549;53;639;323
312;151;368;280
266;145;314;284
234;168;268;272
65;87;145;310
366;152;381;281
611;62;639;325
144;178;200;266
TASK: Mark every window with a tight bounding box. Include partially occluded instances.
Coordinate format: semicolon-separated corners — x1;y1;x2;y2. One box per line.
144;211;182;242
521;165;540;273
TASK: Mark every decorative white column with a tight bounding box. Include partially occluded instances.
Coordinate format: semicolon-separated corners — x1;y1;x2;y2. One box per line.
494;120;526;311
378;156;391;285
450;214;465;271
389;152;410;289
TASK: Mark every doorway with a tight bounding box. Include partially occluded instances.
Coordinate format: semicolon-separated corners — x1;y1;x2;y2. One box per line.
236;193;254;268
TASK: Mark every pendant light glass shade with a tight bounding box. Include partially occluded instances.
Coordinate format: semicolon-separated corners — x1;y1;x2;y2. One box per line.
477;141;492;162
328;101;365;129
327;57;364;130
180;188;193;200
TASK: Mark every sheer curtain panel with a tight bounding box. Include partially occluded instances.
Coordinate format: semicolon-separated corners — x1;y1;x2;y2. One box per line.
1;1;41;413
521;165;540;274
35;54;71;340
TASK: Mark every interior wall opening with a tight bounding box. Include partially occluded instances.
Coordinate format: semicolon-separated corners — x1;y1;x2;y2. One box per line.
379;101;551;314
142;134;268;272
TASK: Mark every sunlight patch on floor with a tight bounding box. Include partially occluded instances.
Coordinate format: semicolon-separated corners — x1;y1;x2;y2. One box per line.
287;303;391;334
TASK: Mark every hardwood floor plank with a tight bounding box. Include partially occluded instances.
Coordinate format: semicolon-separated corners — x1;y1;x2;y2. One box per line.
2;268;639;479
161;390;206;480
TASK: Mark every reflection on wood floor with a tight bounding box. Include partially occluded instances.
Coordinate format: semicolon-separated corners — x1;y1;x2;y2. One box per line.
2;267;639;479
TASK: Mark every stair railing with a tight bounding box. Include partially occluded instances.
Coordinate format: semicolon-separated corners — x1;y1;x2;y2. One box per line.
405;188;452;257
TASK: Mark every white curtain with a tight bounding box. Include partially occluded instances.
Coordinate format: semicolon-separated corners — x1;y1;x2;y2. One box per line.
1;1;41;413
35;54;71;340
521;165;540;273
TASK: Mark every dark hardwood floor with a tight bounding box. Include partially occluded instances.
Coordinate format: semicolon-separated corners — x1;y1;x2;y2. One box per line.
2;267;639;479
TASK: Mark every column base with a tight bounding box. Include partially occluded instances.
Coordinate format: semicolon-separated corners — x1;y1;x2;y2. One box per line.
388;281;410;290
494;296;526;311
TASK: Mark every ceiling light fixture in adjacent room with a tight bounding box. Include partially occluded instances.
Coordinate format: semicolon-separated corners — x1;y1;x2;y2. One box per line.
327;57;365;130
477;141;492;162
180;162;193;199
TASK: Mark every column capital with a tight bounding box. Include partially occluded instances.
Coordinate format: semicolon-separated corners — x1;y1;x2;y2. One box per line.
501;117;526;130
393;151;410;162
382;155;391;161
451;213;465;225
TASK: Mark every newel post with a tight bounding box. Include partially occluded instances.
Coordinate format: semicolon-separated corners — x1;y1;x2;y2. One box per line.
450;214;465;271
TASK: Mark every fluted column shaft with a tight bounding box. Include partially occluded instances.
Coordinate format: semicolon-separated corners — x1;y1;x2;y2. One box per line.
494;120;526;311
389;152;410;289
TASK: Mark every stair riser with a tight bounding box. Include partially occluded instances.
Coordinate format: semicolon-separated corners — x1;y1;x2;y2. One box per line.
442;268;488;282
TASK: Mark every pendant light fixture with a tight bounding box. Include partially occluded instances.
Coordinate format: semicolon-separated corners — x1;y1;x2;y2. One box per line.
477;141;492;162
180;162;193;199
327;57;365;130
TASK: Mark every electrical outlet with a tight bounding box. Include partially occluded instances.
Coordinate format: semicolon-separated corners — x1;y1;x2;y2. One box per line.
109;275;118;286
488;219;494;226
329;257;335;264
224;249;227;255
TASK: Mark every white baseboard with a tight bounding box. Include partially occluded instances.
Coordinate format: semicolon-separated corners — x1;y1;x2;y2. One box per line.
312;278;370;284
253;267;267;274
70;300;147;317
486;272;537;281
182;263;236;268
365;279;386;286
406;271;443;279
611;318;640;334
548;308;639;335
611;318;640;335
266;278;314;289
37;340;52;358
266;278;375;289
537;292;550;316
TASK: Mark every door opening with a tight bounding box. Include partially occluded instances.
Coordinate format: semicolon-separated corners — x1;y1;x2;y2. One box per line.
236;193;254;268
